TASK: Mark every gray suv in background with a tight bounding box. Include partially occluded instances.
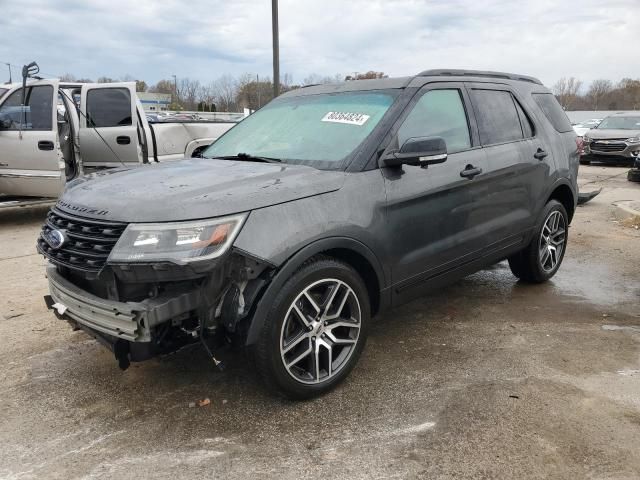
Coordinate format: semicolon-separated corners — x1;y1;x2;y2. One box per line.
38;70;579;398
581;112;640;165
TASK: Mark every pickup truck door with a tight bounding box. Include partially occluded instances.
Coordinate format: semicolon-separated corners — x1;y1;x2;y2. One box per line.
0;80;65;198
79;82;141;167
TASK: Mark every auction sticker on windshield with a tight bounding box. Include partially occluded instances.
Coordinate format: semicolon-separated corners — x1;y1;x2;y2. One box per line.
321;112;370;126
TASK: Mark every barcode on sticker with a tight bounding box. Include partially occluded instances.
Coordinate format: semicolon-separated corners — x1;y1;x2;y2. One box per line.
321;112;370;126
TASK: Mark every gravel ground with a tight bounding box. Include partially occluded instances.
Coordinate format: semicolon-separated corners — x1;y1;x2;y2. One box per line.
0;164;639;480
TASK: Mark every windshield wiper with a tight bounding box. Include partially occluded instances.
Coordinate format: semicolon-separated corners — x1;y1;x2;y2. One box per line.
212;152;282;163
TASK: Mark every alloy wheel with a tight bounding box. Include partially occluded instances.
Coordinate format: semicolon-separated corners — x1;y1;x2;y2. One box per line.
279;278;361;385
538;210;566;273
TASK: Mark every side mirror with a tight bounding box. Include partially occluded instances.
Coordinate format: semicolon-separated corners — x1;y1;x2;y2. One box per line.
381;136;448;168
0;114;11;130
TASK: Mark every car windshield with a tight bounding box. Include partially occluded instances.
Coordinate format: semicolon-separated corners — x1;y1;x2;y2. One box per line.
596;116;640;130
202;90;398;169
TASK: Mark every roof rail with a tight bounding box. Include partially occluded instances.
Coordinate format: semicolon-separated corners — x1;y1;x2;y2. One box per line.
417;69;543;85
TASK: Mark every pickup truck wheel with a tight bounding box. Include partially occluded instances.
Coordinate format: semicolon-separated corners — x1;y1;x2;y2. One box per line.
508;200;568;283
253;258;370;399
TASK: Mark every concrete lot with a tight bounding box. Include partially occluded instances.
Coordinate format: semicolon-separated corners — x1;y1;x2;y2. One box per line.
1;165;639;480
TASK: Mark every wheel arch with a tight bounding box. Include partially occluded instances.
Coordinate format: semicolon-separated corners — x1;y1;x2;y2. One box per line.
243;237;388;345
547;181;576;223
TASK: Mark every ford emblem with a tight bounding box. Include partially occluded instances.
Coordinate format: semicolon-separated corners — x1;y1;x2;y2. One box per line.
43;229;67;250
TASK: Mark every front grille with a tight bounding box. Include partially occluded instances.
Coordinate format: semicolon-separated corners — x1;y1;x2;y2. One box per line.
590;140;627;153
37;208;127;272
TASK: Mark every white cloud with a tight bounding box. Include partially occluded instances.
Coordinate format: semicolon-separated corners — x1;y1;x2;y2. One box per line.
0;0;638;88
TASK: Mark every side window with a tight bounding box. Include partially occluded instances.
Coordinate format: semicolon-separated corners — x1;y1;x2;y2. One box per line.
86;88;132;128
514;99;534;138
532;93;573;133
470;89;524;145
397;89;471;153
0;86;54;130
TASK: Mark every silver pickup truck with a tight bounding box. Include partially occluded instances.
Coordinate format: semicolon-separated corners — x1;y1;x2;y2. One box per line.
0;79;237;200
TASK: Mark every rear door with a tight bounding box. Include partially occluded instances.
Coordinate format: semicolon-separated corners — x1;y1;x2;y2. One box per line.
79;82;141;167
0;80;65;197
465;83;543;252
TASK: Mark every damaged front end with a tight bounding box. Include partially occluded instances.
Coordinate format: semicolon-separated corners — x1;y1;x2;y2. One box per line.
37;206;272;370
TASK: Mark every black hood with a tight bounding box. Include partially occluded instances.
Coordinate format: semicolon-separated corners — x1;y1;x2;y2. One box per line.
57;159;345;222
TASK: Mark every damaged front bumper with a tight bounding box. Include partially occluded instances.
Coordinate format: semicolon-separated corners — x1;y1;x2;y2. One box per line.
45;264;200;343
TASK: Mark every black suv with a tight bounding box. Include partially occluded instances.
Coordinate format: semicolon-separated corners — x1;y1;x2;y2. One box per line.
38;70;579;398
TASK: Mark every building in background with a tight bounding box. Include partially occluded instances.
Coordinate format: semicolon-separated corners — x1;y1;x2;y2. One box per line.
137;92;171;112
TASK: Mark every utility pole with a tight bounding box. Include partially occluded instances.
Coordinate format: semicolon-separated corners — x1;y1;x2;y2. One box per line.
172;74;178;108
271;0;280;97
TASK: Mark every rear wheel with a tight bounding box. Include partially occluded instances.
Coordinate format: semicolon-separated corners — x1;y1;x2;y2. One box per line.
508;200;568;283
253;258;370;399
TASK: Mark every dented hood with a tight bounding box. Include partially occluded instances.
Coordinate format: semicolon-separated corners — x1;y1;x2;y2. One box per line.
57;159;345;222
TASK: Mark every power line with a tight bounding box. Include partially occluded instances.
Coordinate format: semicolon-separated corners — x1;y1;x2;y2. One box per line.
0;59;61;81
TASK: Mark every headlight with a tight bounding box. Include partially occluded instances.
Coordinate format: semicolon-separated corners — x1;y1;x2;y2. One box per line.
108;213;247;264
626;136;640;143
583;135;590;142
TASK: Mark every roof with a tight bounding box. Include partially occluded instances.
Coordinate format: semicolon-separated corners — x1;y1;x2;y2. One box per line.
280;69;545;99
418;69;543;85
281;76;413;97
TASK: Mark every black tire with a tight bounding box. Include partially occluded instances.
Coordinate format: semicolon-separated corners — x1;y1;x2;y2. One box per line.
628;169;640;183
252;257;370;399
508;200;569;283
579;158;591;165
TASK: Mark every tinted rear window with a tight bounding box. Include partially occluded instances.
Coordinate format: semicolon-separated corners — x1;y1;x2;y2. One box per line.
532;93;573;133
86;88;132;128
470;89;523;145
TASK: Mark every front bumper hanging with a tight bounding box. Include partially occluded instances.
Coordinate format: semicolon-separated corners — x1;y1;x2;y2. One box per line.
45;265;201;343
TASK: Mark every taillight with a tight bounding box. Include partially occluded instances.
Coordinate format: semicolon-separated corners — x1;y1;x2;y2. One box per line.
575;136;584;155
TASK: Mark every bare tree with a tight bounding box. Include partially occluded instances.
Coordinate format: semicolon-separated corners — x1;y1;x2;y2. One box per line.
587;79;613;110
303;73;342;85
174;78;201;110
211;75;239;112
552;77;583;109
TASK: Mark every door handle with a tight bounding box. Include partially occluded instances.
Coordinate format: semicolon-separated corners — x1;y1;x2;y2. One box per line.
116;136;131;145
38;140;54;151
534;148;548;160
460;165;483;179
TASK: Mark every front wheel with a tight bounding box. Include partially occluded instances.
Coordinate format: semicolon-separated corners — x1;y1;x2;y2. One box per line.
508;200;569;283
252;258;370;399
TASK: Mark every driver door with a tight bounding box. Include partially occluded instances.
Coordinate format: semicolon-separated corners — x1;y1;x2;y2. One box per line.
381;84;488;305
79;82;141;167
0;80;65;198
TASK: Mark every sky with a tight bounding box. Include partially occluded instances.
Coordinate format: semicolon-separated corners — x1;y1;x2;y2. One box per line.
0;0;638;89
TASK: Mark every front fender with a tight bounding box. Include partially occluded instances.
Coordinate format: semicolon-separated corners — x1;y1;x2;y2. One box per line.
242;236;388;345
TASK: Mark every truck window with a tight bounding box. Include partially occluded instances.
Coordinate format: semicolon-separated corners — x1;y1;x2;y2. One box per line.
86;88;132;128
397;89;471;153
532;93;573;133
470;89;524;145
0;85;54;130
